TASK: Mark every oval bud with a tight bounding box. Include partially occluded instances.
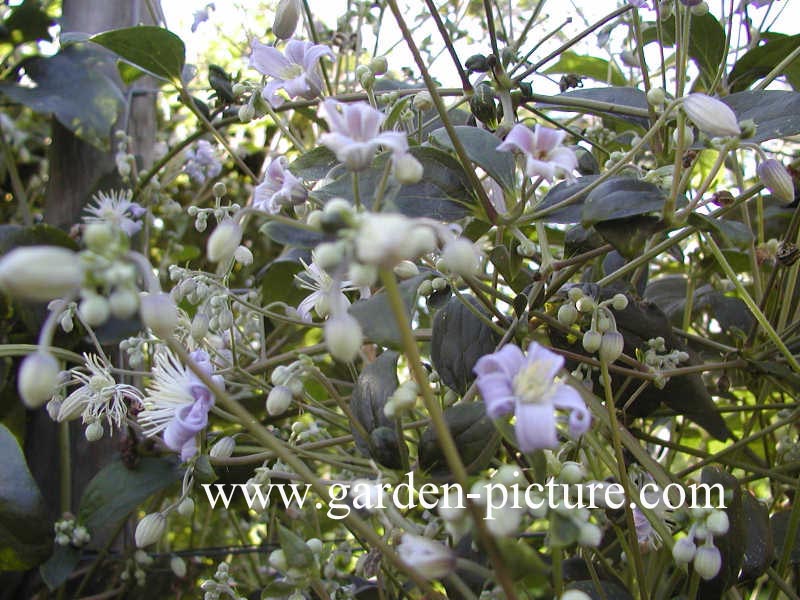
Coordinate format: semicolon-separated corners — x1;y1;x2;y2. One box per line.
557;303;579;326
369;56;388;75
0;246;83;302
682;93;741;138
266;385;293;416
85;421;104;442
757;159;795;203
440;239;480;277
135;512;166;548
576;296;596;313
693;544;722;580
469;83;498;126
559;461;585;484
325;313;363;362
210;436;236;459
392;260;419;279
79;295;111;327
412;91;434;112
577;522;603;547
646;87;667;106
177;497;195;517
705;510;730;536
561;591;592;600
269;549;288;571
672;536;697;564
233;245;253;266
18;351;60;408
83;223;114;250
170;555;187;578
109;287;139;319
611;293;629;311
394;153;424;184
582;330;602;354
191;312;210;341
599;331;625;363
207;220;243;263
140;292;179;338
272;0;300;39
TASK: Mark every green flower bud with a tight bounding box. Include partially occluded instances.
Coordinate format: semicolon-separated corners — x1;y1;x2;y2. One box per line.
135;513;166;548
140;292;178;338
79;295;111;327
325;313;363;362
272;0;301;40
599;331;624;363
582;330;602;353
210;436;236;459
85;421;104;442
469;84;498;127
177;497;195;517
369;56;388;75
693;544;722;580
207;219;243;263
705;510;729;536
267;385;293;416
0;246;83;302
672;536;696;564
557;303;579;326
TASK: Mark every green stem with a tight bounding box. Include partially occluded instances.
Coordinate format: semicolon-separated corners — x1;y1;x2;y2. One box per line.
768;476;800;600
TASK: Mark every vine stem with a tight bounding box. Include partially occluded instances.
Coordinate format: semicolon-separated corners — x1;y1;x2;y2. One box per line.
166;341;441;597
378;268;521;600
703;235;800;373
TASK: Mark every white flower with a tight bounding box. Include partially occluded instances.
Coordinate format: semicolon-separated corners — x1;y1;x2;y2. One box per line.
249;39;333;107
207;219;243;263
682;93;741;138
319;99;410;171
253;156;307;213
355;213;437;267
57;353;142;430
497;124;578;182
83;189;146;236
294;253;367;321
396;534;455;580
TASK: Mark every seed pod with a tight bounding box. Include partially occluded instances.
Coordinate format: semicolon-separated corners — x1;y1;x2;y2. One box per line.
464;54;489;73
777;242;800;267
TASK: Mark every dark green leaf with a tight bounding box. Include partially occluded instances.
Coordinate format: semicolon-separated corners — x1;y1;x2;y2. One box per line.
289;146;339;181
722;90;800;143
740;492;773;580
549;511;581;548
418;403;499;477
689;214;753;250
257;257;306;308
78;457;181;533
543;51;627;86
349;351;404;469
349;272;432;348
771;510;800;564
431;296;500;395
0;0;54;45
536;176;599;224
277;524;315;570
262;222;329;248
594;215;663;259
0;46;123;150
0;423;51;570
729;34;800;92
429;125;516;191
581;177;666;226
39;545;80;590
208;64;235;103
90;26;185;82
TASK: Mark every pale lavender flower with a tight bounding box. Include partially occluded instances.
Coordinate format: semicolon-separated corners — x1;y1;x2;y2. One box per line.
473;342;590;451
191;3;215;32
253;156;307;213
319;99;410;171
249;39;333;107
83;190;146;236
184;140;222;184
138;349;224;461
497;124;578;183
629;0;650;7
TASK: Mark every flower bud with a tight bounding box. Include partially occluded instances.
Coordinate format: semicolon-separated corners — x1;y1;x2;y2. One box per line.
560;591;592;600
238;103;255;123
314;242;345;270
672;536;697;564
582;330;602;354
469;83;498;127
170;555;187;578
557;303;579;326
440;239;480;277
207;220;243;263
576;296;595;312
79;295;110;327
369;56;388;75
83;223;114;250
757;159;795;203
325;313;363;362
233;245;253;266
18;351;60;408
682;93;741;137
135;512;166;548
705;510;729;536
394;153;424;184
408;226;438;257
599;331;624;363
210;436;236;459
693;543;722;580
85;421;104;442
577;522;603;547
269;549;288;571
0;246;83;302
690;1;709;15
140;292;179;338
412;91;434;112
485;505;522;537
393;260;419;279
272;0;301;40
347;262;377;288
646;87;667;106
559;461;585;484
109;287;139;319
611;293;629;311
191;312;209;341
267;385;293;416
397;534;455;580
306;537;324;554
177;497;195;517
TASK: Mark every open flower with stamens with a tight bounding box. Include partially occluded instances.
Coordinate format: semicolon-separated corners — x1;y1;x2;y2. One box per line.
253;156;307;213
249;39;333;107
138;349;224;461
497;124;578;183
473;342;590;451
319;99;411;171
83;190;146;236
294;254;368;321
56;353;143;431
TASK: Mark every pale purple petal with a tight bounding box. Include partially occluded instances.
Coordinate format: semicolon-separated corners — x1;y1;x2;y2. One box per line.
374;131;410;161
549;146;578;173
296;291;319;322
301;43;335;70
284;39;311;64
321;99;348;134
525;157;557;181
476;372;516;418
180;437;198;462
474;344;524;379
496;124;535;155
524;343;564;381
163;400;209;459
514;401;559;451
261;80;286;106
550;384;591;437
533;125;566;153
249;40;291;77
282;75;311;99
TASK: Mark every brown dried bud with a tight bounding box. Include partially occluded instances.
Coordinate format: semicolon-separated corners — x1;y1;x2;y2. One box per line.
711;190;734;207
777;242;800;267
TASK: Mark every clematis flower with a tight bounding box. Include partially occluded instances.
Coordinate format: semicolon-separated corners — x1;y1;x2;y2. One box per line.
138;349;224;461
294;253;368;321
319;99;412;171
396;534;455;580
473;342;590;451
84;189;146;236
253;156;307;213
249;39;333;107
184;140;222;184
496;124;578;183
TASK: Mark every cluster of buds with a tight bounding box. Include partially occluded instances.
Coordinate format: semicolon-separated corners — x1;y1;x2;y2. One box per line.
672;507;729;580
267;363;307;416
268;536;324;585
120;550;152;587
558;288;628;364
54;515;90;548
201;562;247;600
642;337;689;388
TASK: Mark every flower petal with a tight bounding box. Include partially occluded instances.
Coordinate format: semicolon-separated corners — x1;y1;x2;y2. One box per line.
524;156;557;181
524;342;564;381
497;124;535;155
514;401;558;451
249;40;291;77
533;125;566;153
474;344;524;379
550;383;591;437
475;372;516;418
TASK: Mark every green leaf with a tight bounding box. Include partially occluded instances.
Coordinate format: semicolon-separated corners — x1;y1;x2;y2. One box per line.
581;177;667;226
78;457;181;533
722;90;800;143
729;34;800;92
0;0;54;45
536;176;598;224
688;214;753;250
0;423;52;570
277;524;315;570
740;492;773;580
430;296;500;395
0;46;123;150
556;87;649;128
257;256;306;308
289;146;339;181
429;125;516;191
262;222;329;248
543;50;626;86
90;26;185;83
39;545;81;590
348;272;432;348
594;215;663;259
